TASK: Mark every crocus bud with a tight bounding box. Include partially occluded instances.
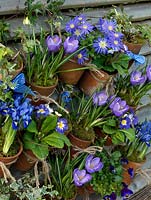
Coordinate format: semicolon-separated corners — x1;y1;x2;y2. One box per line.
46;35;62;52
63;37;79;54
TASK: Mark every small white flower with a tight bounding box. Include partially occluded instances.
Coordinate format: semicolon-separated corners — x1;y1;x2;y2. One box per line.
55;111;62;117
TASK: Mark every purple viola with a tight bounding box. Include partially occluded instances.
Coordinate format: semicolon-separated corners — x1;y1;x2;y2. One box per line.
85;154;104;174
121;184;133;199
146;65;151;81
110;97;129;117
64;37;79;54
130;71;146;86
103;192;117;200
46;35;62;52
93;91;108;106
128;168;134;179
73;168;92;187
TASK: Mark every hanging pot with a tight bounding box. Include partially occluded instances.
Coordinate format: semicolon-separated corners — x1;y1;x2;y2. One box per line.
122;159;145;185
0;143;23;177
14;149;38;172
58;59;85;85
78;69;110;96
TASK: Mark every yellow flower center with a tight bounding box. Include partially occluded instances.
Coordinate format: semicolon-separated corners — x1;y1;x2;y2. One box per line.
39;109;45;113
58;121;64;129
70;24;75;28
121;120;127;125
83;25;88;29
114;33;119;37
78;53;82;59
99;41;107;49
78;17;83;21
108;25;113;31
114;40;118;45
75;29;80;36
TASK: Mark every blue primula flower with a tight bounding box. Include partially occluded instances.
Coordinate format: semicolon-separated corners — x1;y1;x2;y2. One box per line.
56;118;68;134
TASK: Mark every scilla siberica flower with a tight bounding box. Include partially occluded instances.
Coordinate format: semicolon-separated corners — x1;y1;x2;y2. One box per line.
61;91;72;103
146;65;151;81
85;154;104;173
130;71;146;86
46;35;62;52
56;118;68;134
73;168;92;187
110;97;129;117
93;91;108;106
63;37;79;54
103;192;117;200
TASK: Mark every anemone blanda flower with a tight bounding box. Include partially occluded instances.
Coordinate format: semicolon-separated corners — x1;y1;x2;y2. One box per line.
75;14;86;22
103;192;117;200
146;65;151;81
73;168;92;187
73;28;85;40
101;19;116;34
109;37;123;52
46;35;62;52
114;32;124;40
93;91;108;106
130;71;146;86
56;118;68;134
65;19;77;34
76;49;89;65
64;37;79;54
85;154;104;173
79;21;94;35
93;37;109;54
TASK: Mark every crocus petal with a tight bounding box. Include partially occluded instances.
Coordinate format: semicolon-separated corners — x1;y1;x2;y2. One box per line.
80;174;92;184
146;65;151;81
64;37;79;54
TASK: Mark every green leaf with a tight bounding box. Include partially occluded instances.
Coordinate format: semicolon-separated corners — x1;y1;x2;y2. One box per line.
26;120;38;133
112;131;125;144
121;128;135;142
42;132;71;148
41;115;57;133
105;118;116;127
103;125;116;134
112;151;121;160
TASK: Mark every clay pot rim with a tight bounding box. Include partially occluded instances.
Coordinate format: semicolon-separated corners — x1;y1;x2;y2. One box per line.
29;75;58;89
69;133;92;143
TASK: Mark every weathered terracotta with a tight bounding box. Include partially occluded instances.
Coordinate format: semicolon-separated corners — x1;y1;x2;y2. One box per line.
68;133;91;149
125;42;143;54
14;150;38;171
122;160;145;185
0;143;23;177
78;69;110;96
58;59;85;85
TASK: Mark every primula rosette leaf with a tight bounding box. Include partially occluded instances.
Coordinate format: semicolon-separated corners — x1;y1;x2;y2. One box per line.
41;115;57;133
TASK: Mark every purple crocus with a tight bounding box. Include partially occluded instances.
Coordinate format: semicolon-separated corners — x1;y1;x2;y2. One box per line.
121;184;133;199
73;168;92;187
130;71;146;86
85;155;104;174
93;91;108;106
146;65;151;81
110;97;129;117
103;192;117;200
46;35;62;52
93;37;109;54
64;37;79;54
56;118;68;134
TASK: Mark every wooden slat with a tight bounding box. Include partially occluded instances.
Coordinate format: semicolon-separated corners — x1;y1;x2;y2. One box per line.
0;0;151;15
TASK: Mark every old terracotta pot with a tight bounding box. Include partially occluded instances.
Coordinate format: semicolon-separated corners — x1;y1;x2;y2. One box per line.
78;69;110;96
58;59;85;85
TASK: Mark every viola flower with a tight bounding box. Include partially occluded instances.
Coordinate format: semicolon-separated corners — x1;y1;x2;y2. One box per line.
121;185;133;199
64;37;79;54
61;91;72;103
79;22;94;35
109;165;116;174
46;35;62;52
65;19;77;34
73;168;92;187
103;192;117;200
76;49;89;65
56;118;68;134
85;154;104;173
146;65;151;81
93;91;108;106
110;98;129;117
93;37;109;54
35;104;51;118
121;158;128;165
128;168;134;178
120;116;131;129
130;71;147;86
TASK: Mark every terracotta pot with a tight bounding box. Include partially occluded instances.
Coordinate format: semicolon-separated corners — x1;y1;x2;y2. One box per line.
14;150;38;171
78;69;110;96
94;127;112;146
122;160;145;185
68;133;91;149
0;143;23;177
58;59;85;85
86;185;95;194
